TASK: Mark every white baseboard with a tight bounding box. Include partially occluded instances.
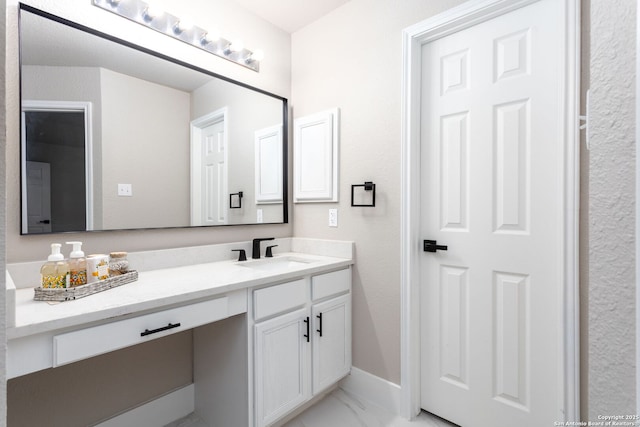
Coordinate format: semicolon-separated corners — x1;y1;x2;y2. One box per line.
339;367;401;415
96;384;195;427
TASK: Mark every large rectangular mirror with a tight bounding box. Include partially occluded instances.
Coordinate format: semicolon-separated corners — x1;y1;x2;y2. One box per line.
19;5;288;234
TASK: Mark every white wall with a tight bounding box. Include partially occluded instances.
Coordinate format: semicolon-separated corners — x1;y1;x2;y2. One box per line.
587;0;636;419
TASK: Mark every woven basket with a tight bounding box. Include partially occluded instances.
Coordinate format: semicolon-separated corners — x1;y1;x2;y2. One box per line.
34;270;138;302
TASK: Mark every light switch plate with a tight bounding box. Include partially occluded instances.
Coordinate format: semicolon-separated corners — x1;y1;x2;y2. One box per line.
117;183;132;197
257;209;263;223
329;209;338;227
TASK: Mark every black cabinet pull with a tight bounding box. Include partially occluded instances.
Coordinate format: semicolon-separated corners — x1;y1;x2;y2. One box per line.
303;317;310;342
141;322;181;337
316;313;323;337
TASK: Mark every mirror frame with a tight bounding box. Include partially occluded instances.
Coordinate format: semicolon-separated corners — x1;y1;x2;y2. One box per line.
19;3;289;234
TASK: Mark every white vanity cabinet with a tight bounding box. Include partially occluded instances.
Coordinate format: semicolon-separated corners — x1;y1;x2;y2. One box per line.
7;241;354;427
253;268;351;427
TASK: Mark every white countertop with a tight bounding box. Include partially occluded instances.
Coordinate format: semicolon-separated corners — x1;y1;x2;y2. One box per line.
8;252;353;340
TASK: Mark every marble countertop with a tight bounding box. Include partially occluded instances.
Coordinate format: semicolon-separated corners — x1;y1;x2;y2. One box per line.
8;252;353;340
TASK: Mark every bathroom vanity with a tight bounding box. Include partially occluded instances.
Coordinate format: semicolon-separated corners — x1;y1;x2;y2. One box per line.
6;238;353;427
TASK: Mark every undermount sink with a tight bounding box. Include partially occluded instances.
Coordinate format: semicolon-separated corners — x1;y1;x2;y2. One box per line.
238;256;316;272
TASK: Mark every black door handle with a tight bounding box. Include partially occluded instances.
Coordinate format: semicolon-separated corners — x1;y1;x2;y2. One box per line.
39;219;50;224
423;240;448;252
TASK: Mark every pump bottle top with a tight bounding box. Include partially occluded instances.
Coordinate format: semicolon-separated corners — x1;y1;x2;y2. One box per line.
66;241;85;259
48;243;64;261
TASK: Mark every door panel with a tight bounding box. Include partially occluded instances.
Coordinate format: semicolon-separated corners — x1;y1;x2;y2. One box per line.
254;308;310;427
202;120;226;225
312;294;351;394
420;1;562;426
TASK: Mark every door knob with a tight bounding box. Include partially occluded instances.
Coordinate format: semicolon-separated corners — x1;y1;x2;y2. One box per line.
423;240;448;252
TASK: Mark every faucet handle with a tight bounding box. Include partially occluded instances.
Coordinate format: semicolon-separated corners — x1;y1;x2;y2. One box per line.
232;249;247;261
265;245;278;258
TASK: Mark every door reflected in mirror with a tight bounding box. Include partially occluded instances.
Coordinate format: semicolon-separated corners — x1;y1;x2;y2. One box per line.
19;5;288;234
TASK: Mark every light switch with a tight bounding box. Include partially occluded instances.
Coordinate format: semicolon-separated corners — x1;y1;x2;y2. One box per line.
118;183;132;197
257;209;263;223
329;209;338;227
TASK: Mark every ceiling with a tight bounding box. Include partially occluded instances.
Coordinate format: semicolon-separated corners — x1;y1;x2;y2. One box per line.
231;0;351;33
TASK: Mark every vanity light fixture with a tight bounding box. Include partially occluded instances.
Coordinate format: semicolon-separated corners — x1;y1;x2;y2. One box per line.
92;0;263;72
351;181;376;207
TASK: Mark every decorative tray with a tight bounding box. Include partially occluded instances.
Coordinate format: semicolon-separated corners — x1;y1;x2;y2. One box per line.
34;270;138;302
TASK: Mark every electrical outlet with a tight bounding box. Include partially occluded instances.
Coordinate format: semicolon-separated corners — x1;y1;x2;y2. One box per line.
329;209;338;227
117;183;132;197
257;209;263;223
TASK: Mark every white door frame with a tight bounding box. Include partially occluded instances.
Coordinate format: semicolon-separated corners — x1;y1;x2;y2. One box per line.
190;107;229;226
21;100;94;233
400;0;580;420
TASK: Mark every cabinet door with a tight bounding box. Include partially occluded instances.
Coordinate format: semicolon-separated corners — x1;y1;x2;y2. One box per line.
254;308;311;427
312;293;351;394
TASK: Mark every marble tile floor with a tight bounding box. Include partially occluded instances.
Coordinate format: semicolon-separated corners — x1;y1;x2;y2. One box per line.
166;388;458;427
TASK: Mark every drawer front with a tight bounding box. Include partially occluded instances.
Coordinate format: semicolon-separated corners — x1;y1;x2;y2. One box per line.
54;296;228;366
311;268;351;301
254;279;306;321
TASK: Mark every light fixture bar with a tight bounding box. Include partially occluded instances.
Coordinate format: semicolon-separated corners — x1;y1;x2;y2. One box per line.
92;0;261;72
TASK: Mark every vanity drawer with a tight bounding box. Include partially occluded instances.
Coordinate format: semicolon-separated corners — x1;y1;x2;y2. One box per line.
311;268;351;301
53;296;228;366
254;279;306;321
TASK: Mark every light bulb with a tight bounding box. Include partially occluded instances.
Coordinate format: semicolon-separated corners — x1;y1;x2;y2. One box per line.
230;40;244;52
201;29;219;45
250;49;264;62
175;17;193;33
143;3;163;21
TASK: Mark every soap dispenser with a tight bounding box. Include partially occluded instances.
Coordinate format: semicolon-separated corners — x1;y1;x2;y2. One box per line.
66;241;87;287
40;243;70;289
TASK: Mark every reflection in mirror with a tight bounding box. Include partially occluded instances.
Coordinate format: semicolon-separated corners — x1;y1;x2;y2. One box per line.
19;5;287;234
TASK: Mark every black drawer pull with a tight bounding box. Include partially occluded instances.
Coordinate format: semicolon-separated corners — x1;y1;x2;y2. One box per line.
141;322;181;337
303;317;310;342
316;313;323;337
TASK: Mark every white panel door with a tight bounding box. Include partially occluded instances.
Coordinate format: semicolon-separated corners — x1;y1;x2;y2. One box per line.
420;1;563;426
254;308;311;427
311;293;351;394
255;124;283;203
201;120;227;225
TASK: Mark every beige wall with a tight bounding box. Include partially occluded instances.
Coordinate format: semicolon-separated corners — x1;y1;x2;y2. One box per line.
100;68;191;229
291;0;466;385
0;0;7;423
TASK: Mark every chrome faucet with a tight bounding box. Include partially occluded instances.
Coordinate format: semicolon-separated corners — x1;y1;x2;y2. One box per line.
252;237;275;259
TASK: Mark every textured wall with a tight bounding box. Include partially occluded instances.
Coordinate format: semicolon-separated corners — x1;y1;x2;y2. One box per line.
588;0;636;419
